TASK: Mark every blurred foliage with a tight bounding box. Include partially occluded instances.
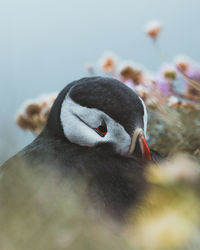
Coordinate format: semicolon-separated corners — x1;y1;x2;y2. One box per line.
0;155;200;250
148;107;200;162
0;165;131;250
126;155;200;250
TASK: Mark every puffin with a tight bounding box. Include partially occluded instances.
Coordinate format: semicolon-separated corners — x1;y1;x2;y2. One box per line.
2;77;160;219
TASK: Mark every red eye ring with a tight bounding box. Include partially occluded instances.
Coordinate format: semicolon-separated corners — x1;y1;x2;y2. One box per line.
95;121;107;137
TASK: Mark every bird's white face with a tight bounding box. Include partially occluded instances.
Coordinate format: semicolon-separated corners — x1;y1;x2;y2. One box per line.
60;94;148;155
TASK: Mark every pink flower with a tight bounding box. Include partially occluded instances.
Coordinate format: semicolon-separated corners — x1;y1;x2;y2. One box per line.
118;61;145;85
154;75;173;96
145;21;162;40
122;79;136;91
174;55;200;80
98;52;119;74
160;63;177;80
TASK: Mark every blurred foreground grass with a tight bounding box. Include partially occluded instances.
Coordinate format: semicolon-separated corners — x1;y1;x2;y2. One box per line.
0;164;130;250
0;153;200;250
148;107;200;162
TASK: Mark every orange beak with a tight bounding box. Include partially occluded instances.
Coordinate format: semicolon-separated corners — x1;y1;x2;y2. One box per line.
139;136;152;161
128;128;152;161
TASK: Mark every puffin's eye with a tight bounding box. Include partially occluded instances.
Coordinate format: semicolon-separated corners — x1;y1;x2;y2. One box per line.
95;120;107;137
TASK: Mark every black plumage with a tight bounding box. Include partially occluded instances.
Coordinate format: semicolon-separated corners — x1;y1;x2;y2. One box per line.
2;77;160;219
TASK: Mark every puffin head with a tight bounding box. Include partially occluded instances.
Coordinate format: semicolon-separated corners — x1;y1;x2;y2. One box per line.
45;77;152;161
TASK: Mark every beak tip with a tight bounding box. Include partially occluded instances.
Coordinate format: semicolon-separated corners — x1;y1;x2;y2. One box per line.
140;136;152;161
